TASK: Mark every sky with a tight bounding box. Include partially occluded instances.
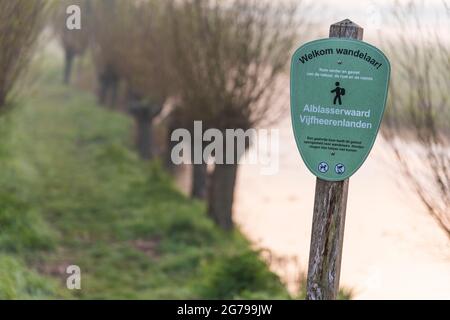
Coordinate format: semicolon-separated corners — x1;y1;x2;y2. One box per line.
298;0;450;42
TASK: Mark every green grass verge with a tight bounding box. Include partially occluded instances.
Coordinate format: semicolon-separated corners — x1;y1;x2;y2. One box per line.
0;71;289;299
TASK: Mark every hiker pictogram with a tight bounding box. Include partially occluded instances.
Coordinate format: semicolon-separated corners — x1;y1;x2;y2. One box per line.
331;82;345;105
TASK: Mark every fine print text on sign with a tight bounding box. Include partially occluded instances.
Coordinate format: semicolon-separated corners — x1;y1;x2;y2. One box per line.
290;38;390;181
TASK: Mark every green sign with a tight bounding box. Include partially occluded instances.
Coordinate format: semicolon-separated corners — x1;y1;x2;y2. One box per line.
290;38;390;181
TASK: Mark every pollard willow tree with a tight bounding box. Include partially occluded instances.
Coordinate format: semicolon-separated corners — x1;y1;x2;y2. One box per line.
0;0;47;110
90;0;172;160
383;1;450;239
90;0;125;107
51;0;91;84
115;0;172;160
168;0;304;229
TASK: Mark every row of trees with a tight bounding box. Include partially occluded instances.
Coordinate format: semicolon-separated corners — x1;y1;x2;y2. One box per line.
0;0;48;111
1;0;447;242
53;0;305;230
168;1;300;228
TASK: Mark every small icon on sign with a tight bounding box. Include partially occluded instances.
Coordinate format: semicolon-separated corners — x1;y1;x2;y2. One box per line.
335;163;345;174
318;162;329;173
331;82;346;105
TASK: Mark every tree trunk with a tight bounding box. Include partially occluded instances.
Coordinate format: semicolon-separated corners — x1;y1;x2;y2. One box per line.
164;122;177;174
190;124;207;200
97;68;119;107
108;77;119;109
207;163;239;230
191;162;207;199
64;48;75;85
135;115;153;160
98;75;108;105
0;93;5;111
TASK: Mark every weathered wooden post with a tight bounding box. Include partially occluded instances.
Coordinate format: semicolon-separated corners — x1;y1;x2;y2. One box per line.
305;19;363;301
290;19;390;300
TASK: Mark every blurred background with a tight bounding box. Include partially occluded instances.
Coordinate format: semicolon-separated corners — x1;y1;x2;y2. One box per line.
0;0;449;299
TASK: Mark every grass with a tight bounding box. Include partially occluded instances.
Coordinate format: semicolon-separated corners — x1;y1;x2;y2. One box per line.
0;66;289;299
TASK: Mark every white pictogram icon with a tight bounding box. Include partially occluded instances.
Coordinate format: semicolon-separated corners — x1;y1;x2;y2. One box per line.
318;162;329;173
335;163;345;174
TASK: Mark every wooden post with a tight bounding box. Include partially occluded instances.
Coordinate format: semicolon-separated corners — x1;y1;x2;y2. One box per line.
305;19;363;300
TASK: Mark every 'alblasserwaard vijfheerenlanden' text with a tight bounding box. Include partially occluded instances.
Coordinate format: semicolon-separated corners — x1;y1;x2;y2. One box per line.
300;104;373;129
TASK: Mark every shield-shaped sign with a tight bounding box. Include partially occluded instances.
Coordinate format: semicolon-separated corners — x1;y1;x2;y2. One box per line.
290;38;390;181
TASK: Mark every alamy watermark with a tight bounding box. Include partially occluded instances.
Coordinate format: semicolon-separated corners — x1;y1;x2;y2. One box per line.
66;265;81;290
171;121;280;176
66;5;81;30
